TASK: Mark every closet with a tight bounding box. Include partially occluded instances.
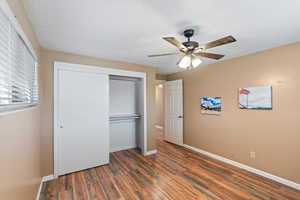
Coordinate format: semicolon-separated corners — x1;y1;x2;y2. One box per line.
109;75;144;153
54;62;146;177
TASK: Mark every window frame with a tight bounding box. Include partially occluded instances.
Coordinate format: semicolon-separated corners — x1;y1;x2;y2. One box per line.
0;0;38;114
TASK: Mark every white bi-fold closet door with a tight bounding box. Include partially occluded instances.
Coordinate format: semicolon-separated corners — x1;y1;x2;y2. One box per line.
54;62;147;177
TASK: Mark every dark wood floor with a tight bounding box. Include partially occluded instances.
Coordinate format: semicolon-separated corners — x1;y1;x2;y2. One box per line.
40;133;300;200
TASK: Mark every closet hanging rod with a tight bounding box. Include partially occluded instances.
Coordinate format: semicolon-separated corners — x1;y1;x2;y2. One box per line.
109;75;141;82
109;115;141;121
110;114;141;119
109;117;141;121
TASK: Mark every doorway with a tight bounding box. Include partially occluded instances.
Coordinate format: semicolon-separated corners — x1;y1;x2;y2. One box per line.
164;79;183;146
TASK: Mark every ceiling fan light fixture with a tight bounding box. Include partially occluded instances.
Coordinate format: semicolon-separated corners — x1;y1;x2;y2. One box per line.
178;55;191;69
148;29;236;71
178;55;202;69
192;56;202;68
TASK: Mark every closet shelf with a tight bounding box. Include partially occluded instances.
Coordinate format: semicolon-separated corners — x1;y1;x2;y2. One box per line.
109;114;141;121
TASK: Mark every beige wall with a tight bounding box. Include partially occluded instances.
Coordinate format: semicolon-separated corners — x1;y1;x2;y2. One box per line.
156;74;168;80
168;41;300;183
155;81;165;127
40;49;157;176
0;0;41;199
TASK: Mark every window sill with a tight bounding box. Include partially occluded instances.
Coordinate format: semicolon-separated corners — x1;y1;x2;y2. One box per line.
0;104;39;116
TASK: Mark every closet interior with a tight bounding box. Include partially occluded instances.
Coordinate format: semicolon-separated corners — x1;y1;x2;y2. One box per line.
109;75;144;153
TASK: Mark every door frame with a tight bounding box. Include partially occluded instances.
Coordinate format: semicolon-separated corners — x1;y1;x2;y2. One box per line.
53;61;147;178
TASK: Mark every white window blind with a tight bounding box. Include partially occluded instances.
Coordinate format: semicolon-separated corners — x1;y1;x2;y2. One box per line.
0;7;38;113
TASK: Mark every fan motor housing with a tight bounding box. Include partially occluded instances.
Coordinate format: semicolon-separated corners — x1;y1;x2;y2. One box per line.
182;41;199;49
183;29;194;38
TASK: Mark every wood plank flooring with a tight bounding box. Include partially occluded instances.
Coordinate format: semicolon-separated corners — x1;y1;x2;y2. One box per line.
40;133;300;200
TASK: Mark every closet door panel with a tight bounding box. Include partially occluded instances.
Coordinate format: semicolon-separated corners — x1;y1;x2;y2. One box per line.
58;69;109;176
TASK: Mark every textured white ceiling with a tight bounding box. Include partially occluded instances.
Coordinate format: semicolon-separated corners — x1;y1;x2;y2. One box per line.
23;0;300;74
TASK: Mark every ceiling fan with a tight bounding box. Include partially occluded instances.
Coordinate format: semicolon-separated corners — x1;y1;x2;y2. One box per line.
148;29;236;70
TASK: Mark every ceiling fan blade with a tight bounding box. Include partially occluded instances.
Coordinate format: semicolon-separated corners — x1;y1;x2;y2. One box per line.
199;36;236;50
148;52;180;57
163;37;187;51
194;52;225;60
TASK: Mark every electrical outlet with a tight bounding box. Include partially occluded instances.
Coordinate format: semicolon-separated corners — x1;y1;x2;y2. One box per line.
250;151;256;159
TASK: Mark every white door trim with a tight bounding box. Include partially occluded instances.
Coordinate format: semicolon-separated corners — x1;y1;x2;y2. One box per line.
53;61;148;178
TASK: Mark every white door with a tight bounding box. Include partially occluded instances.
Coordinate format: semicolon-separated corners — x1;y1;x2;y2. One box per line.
57;69;109;176
164;79;183;145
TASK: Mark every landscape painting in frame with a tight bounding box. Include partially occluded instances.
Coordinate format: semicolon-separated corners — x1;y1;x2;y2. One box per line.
239;86;272;110
200;97;222;115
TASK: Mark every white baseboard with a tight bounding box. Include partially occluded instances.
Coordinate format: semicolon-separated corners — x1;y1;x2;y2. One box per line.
110;145;137;153
155;125;163;130
144;149;157;156
36;174;57;200
183;144;300;191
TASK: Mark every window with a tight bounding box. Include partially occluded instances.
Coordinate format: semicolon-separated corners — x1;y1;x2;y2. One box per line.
0;7;38;113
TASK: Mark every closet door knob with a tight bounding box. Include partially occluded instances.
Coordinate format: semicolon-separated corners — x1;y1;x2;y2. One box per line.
60;125;63;128
178;116;183;118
